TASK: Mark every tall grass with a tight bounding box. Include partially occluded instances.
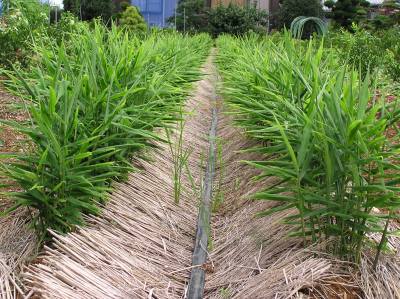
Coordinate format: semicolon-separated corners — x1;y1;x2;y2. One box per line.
0;23;211;240
216;32;400;263
164;105;192;204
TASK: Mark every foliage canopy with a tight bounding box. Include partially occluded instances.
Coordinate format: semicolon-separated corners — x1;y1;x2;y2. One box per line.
168;0;208;32
0;0;48;67
325;0;370;29
208;4;268;37
278;0;323;29
119;5;147;33
63;0;114;22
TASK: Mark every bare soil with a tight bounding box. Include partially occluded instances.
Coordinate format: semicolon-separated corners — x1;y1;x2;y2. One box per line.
0;84;29;199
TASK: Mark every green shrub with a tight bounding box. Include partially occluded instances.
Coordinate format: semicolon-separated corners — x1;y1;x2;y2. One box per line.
119;5;147;33
372;15;395;30
47;12;88;45
279;0;323;30
63;0;114;22
328;26;382;78
0;2;88;69
326;27;400;82
208;4;268;37
169;0;208;32
0;0;48;67
385;47;400;80
379;28;400;81
325;0;370;29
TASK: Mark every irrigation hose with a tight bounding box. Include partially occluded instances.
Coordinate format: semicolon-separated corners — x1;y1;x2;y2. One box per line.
187;104;218;299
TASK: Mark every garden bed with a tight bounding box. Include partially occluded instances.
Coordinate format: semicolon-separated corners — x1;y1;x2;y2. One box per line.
0;19;399;299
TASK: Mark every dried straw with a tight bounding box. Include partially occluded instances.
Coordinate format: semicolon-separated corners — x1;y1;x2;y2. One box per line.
0;207;37;299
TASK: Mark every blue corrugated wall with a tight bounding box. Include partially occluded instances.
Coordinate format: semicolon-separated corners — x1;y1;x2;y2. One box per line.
131;0;178;28
0;1;178;26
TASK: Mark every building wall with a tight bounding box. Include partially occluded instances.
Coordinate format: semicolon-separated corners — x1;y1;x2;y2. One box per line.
270;0;280;13
131;0;178;27
256;0;269;11
211;0;280;14
211;0;246;7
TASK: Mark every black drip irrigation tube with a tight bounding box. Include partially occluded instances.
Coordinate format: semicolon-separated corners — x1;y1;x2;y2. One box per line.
187;104;218;299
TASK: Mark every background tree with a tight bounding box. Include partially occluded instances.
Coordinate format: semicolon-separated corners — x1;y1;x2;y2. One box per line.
113;1;131;21
63;0;81;18
63;0;114;22
168;0;208;32
113;0;129;12
0;0;49;67
119;5;147;33
372;14;395;29
382;0;400;9
377;0;400;28
208;4;268;37
324;0;370;29
278;0;323;29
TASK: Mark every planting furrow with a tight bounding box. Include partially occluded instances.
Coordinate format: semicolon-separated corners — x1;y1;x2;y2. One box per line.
188;53;219;299
20;54;218;299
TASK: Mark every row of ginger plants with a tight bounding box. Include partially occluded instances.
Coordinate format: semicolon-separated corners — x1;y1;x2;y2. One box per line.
216;32;400;265
0;23;211;241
